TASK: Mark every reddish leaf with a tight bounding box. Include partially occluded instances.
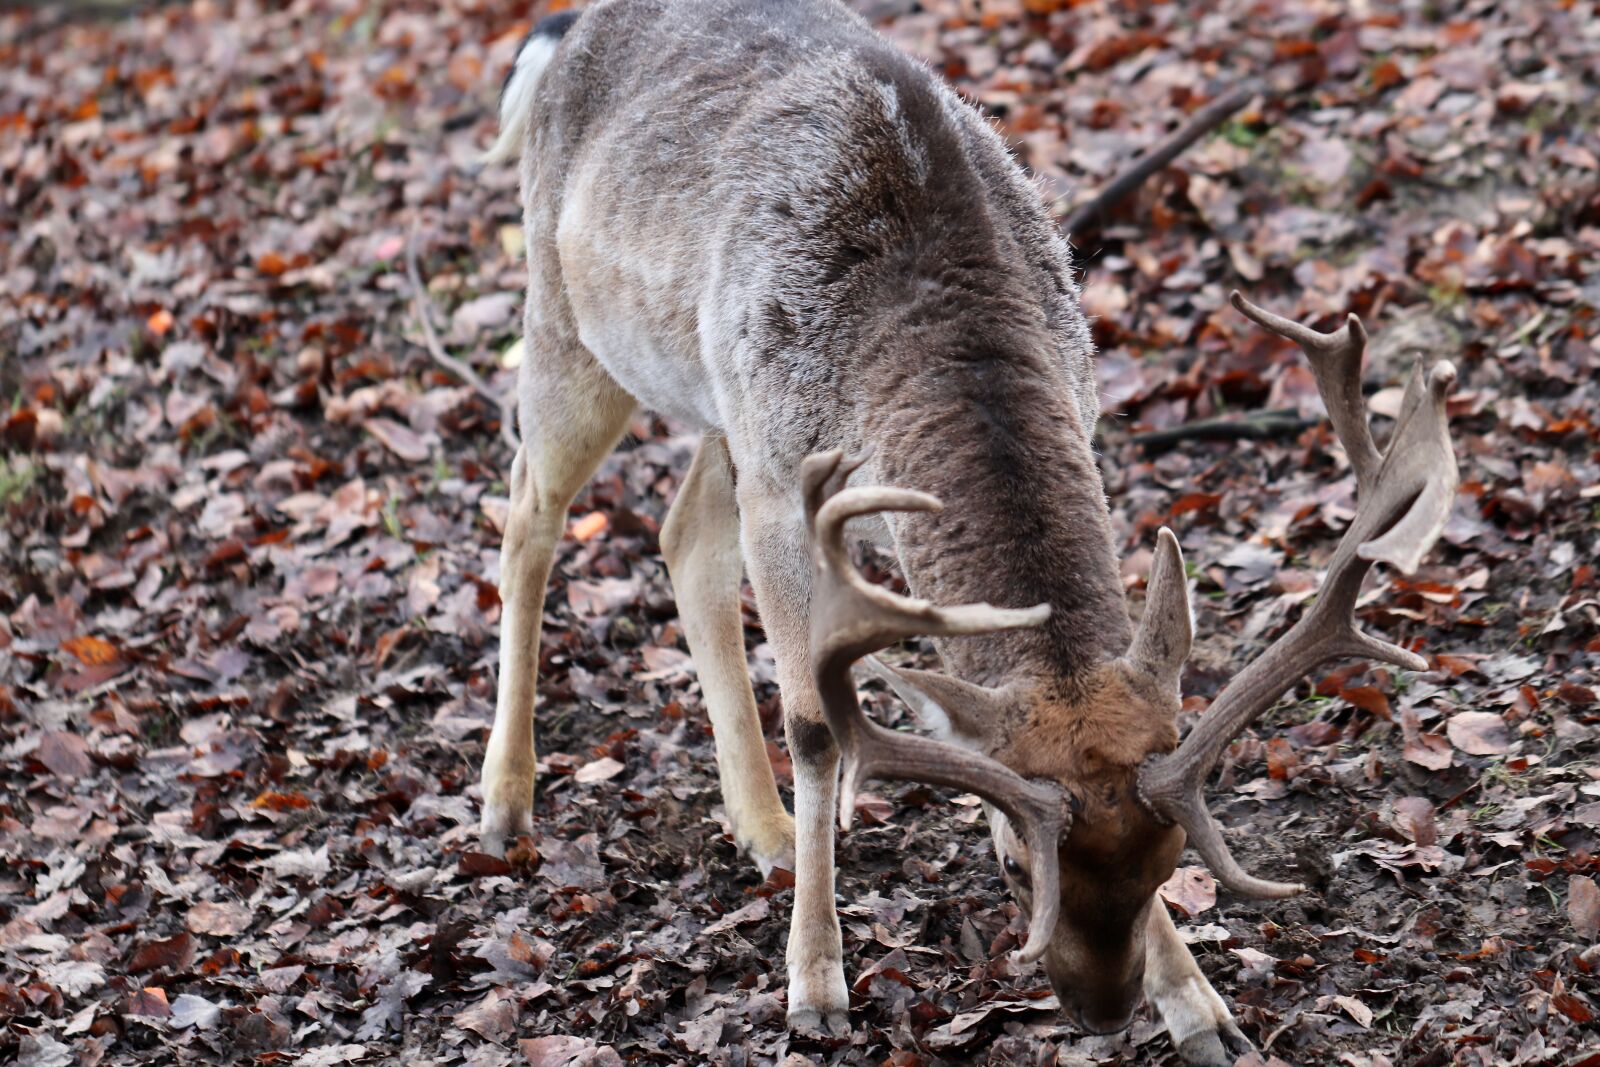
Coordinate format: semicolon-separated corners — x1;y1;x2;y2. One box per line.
61;634;119;666
125;987;171;1017
128;932;194;974
1265;737;1298;781
250;790;312;811
1168;492;1222;518
1553;992;1594;1024
457;852;513;878
1340;685;1391;720
257;251;290;276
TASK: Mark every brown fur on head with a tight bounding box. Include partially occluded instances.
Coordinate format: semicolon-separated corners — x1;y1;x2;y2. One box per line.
871;532;1196;1033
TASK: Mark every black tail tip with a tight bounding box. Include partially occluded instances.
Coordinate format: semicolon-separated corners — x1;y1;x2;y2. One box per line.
532;9;580;41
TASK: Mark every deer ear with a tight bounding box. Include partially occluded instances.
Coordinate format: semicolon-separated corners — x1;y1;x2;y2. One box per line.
1128;527;1193;693
862;657;1010;751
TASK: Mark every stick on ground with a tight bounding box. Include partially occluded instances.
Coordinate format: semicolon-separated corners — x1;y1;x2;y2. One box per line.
1062;83;1258;238
1127;409;1313;451
404;222;520;450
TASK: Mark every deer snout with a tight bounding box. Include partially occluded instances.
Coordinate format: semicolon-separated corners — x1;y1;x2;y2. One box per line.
1053;972;1144;1036
1045;948;1146;1036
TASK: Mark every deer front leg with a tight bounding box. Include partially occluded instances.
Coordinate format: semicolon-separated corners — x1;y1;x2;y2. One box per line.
660;436;795;877
739;485;850;1036
1144;902;1253;1067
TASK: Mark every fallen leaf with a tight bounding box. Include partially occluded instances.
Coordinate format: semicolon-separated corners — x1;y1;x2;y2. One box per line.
171;993;222;1029
128;932;194;973
853;790;894;826
455;987;518;1041
365;417;431;462
1446;711;1511;756
1330;993;1372;1028
573;756;624;784
37;731;93;778
569;511;608;542
186;900;251;937
1570;876;1600;940
1401;708;1453;770
258;251;291;276
1392;796;1437;847
520;1036;623;1067
125;987;171;1017
452;292;518;333
458;852;514;878
61;634;119;665
251;790;312;812
294;1046;370;1066
702;896;770;936
1160;866;1218;918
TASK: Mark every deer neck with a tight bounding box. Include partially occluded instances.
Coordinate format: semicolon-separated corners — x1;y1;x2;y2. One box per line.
860;320;1133;689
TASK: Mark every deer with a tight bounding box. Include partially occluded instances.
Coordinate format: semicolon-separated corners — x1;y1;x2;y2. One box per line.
475;0;1460;1062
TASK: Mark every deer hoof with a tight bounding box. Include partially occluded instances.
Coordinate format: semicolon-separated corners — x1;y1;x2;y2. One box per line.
1177;1021;1254;1067
479;802;534;858
787;1004;850;1037
748;816;797;880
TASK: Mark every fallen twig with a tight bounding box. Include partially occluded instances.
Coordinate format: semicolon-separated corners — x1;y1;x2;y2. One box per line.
1127;408;1313;451
404;221;519;450
1062;83;1258;238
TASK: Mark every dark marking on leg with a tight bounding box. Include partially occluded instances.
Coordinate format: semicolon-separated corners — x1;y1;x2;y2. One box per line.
788;716;837;766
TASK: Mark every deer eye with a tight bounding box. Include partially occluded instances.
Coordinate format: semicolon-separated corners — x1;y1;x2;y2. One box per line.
1003;854;1029;885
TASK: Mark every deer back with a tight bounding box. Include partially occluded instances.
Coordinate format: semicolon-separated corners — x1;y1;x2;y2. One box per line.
522;0;1101;476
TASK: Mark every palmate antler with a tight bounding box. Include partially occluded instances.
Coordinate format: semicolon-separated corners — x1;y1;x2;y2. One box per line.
1137;292;1460;897
801;451;1073;963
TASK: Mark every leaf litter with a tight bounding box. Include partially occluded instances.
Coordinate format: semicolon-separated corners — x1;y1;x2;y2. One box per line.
2;0;1599;1064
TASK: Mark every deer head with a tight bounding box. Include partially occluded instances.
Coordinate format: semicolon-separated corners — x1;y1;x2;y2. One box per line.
804;292;1459;1033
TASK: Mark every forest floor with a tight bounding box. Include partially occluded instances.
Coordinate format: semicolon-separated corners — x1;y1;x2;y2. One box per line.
3;1;1600;1065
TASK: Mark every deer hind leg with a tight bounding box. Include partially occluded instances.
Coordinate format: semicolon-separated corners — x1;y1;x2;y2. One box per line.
660;436;795;877
738;481;850;1036
479;336;636;856
1144;901;1254;1067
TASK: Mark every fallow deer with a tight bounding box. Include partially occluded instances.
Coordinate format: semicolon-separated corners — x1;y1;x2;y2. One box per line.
477;1;1460;1061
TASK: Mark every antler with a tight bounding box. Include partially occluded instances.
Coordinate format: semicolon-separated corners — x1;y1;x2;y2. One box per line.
1138;292;1459;898
802;450;1071;963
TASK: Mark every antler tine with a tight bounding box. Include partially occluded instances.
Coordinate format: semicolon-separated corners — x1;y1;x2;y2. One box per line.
1139;299;1460;899
801;450;1068;963
1230;290;1382;494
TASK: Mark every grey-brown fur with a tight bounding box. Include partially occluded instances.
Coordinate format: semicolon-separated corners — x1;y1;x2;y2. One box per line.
483;1;1253;1057
520;0;1128;683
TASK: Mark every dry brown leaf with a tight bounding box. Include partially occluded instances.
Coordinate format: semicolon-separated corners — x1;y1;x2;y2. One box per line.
1446;711;1511;756
573;757;625;784
186;900;251;937
1570;876;1600;940
1400;708;1453;770
1392;796;1438;847
1159;866;1218;918
365;417;431;462
37;731;93;778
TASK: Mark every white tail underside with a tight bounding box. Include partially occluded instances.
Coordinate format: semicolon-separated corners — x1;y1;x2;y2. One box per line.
482;34;559;165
